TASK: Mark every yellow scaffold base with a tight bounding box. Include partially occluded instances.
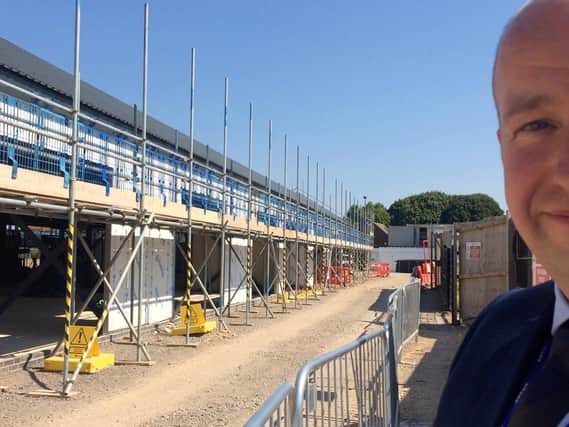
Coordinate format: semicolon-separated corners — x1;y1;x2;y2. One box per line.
44;353;115;374
44;325;114;374
296;289;323;299
272;293;295;304
171;302;217;336
272;289;322;303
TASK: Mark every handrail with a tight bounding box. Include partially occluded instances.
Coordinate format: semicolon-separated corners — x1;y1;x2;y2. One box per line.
292;317;392;426
243;382;293;427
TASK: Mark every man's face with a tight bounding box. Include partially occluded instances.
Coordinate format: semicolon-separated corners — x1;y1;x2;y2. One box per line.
496;4;569;281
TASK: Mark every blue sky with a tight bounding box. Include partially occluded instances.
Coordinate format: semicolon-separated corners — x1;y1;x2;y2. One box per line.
0;1;524;211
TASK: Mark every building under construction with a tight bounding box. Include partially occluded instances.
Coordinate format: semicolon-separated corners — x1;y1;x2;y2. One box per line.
0;2;372;395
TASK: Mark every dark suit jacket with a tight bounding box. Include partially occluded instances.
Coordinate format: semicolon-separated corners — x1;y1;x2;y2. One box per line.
433;280;555;427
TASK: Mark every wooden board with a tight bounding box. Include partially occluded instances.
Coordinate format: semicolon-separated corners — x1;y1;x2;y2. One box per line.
0;164;368;248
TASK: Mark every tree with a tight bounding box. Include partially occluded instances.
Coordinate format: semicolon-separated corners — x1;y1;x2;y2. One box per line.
440;194;503;224
371;202;390;225
346;201;391;228
388;191;450;225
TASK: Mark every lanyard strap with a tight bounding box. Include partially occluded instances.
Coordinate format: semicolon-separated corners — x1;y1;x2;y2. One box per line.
502;338;552;427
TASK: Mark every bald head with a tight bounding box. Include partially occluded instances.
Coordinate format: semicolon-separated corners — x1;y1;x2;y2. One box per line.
493;0;569;120
496;0;569;55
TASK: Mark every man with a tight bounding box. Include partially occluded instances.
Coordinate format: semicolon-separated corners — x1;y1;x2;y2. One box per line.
434;1;569;426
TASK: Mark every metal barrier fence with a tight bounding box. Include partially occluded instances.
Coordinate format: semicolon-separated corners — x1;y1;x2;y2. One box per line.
291;317;398;427
388;279;421;361
245;278;421;427
244;382;294;427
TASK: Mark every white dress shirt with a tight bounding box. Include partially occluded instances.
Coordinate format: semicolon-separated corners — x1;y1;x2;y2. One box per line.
552;283;569;335
552;283;569;427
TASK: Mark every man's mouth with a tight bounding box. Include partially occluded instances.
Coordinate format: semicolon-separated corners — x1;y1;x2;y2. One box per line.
542;210;569;225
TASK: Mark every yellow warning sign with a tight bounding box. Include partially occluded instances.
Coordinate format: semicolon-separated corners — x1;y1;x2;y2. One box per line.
69;325;100;357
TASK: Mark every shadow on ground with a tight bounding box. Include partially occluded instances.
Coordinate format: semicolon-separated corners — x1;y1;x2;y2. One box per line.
368;288;396;313
420;288;447;313
358;288;398;330
398;287;467;426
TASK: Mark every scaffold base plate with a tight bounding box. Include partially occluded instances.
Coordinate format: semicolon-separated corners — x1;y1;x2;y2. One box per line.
295;289;323;299
24;389;78;398
43;353;115;374
272;294;294;304
171;320;217;335
114;360;155;366
165;342;199;348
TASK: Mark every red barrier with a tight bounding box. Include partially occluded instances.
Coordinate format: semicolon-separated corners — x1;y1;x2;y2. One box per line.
317;266;353;285
368;262;391;277
418;261;435;287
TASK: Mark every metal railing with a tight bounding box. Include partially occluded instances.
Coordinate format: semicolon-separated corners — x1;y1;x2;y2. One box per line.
291;317;397;427
388;279;421;361
245;277;421;427
0;88;372;246
244;382;294;427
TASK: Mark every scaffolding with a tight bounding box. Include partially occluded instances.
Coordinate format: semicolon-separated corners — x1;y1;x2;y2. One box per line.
0;0;373;396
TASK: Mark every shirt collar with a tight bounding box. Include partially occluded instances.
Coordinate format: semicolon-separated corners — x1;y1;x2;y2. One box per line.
552;282;569;335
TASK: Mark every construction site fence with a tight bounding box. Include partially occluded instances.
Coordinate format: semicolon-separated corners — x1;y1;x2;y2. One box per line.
388;279;421;361
244;277;421;427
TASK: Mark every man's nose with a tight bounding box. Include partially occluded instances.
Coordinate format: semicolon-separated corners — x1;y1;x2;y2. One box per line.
554;130;569;189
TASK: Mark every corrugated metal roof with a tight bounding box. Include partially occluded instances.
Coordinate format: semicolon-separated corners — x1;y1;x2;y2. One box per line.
0;36;321;206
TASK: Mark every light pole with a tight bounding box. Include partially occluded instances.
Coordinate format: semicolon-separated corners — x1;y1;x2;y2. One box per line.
363;195;367;243
363;195;369;277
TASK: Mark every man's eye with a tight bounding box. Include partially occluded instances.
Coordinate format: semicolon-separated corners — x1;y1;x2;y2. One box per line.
521;120;551;132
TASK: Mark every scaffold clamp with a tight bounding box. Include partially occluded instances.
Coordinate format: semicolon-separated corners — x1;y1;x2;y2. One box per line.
7;146;17;179
58;156;69;188
102;168;111;196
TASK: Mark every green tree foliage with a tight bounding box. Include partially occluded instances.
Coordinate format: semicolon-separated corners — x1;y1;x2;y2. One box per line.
440;194;503;224
347;192;502;227
346;202;391;226
371;202;391;225
388;191;450;225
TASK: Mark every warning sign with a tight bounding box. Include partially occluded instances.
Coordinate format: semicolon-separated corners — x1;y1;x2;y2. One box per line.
466;242;481;260
533;262;552;286
69;325;100;357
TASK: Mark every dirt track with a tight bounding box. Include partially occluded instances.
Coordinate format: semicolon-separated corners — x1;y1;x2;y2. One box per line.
398;288;466;426
0;274;412;427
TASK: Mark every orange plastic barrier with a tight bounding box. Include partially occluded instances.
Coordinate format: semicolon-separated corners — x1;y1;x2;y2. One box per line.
368;262;391;277
417;261;435;287
317;266;353;285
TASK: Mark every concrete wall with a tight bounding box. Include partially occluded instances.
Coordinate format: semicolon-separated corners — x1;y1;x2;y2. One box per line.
388;226;416;247
105;225;175;332
374;224;388;247
371;247;426;271
388;224;454;247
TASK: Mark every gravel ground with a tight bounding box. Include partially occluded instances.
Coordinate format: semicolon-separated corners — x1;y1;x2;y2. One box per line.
0;274;411;427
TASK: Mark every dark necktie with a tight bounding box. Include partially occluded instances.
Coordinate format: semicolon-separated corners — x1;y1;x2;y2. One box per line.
508;320;569;427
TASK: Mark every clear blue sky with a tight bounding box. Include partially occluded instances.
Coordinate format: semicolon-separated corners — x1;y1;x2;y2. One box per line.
0;0;524;211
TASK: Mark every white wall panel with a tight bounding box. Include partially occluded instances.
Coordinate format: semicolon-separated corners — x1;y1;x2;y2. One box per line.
106;224;175;332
